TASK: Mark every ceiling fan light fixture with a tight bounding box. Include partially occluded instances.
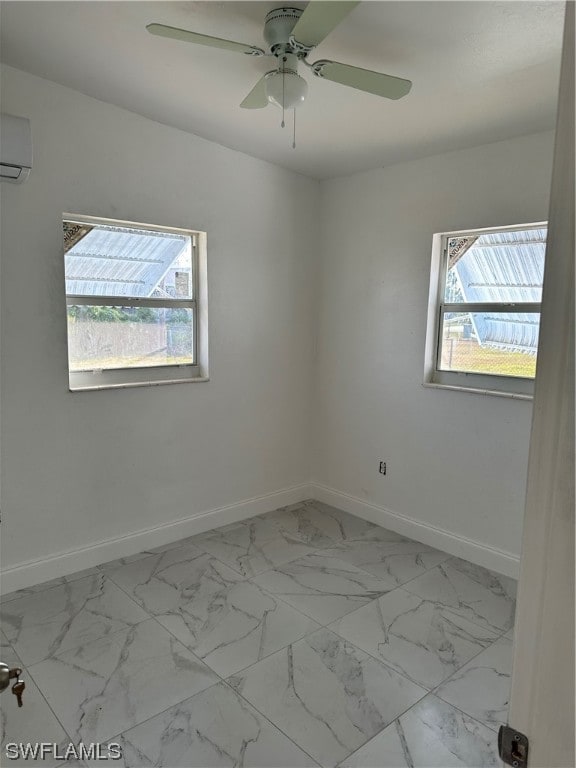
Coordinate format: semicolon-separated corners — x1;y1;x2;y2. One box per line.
265;70;308;109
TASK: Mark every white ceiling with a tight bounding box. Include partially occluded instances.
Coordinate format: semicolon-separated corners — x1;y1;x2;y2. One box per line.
0;1;565;179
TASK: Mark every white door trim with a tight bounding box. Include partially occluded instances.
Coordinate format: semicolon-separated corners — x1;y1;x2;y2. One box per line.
506;5;575;767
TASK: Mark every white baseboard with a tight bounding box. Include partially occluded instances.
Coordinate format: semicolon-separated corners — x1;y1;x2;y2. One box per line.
1;483;312;594
1;481;520;594
312;482;520;579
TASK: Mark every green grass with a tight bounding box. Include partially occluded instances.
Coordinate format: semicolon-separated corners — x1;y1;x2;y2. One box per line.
441;339;536;378
70;354;193;371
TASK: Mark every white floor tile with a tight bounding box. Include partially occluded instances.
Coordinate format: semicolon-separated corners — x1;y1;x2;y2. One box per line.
0;573;149;665
228;627;426;767
1;640;70;768
28;619;218;744
193;522;319;578
251;551;394;625
0;567;101;604
97;552;157;575
252;500;376;545
341;694;501;767
329;588;498;689
98;682;318;767
436;637;513;730
403;558;516;633
4;503;514;768
107;549;319;676
323;535;449;586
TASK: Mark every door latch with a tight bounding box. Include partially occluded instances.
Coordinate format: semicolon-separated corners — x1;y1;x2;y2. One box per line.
499;724;529;767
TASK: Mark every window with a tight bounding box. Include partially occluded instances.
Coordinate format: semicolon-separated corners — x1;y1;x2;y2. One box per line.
424;222;547;397
63;214;208;390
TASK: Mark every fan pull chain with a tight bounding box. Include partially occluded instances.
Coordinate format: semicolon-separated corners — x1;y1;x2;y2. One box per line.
281;59;286;128
292;109;296;149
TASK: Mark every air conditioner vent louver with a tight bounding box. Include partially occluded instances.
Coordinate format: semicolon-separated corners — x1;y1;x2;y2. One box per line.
1;113;32;184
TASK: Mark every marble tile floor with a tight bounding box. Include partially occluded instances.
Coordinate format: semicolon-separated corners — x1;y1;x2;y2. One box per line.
0;500;515;767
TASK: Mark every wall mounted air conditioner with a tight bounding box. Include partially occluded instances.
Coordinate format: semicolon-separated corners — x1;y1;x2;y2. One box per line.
1;113;32;183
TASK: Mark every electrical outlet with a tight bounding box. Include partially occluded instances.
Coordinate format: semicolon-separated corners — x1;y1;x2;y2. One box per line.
379;461;387;475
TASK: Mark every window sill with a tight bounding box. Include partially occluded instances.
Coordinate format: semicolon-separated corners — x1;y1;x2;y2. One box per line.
70;376;210;392
422;381;533;400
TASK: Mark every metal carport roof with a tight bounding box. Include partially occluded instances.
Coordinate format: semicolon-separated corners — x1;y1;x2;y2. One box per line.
453;227;546;354
65;225;188;298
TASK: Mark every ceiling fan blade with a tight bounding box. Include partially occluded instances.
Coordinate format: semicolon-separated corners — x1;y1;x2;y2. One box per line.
291;1;360;48
146;23;264;56
312;60;412;99
240;75;271;109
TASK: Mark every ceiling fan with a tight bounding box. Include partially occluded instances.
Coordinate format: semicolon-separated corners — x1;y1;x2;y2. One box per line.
147;2;411;145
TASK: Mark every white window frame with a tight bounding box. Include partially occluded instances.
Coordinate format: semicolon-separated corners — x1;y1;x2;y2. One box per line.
63;213;209;391
424;221;546;399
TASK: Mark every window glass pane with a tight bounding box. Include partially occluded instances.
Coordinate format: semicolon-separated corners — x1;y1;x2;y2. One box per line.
67;306;194;371
444;227;546;303
439;311;539;378
63;221;193;299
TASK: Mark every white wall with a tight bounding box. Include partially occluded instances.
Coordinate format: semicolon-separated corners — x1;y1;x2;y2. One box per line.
0;64;556;588
313;131;555;570
0;66;319;584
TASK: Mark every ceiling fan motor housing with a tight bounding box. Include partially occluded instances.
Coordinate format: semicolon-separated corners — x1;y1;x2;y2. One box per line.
264;7;303;53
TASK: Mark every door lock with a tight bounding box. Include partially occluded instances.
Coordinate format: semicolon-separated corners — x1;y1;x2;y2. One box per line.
0;662;26;707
